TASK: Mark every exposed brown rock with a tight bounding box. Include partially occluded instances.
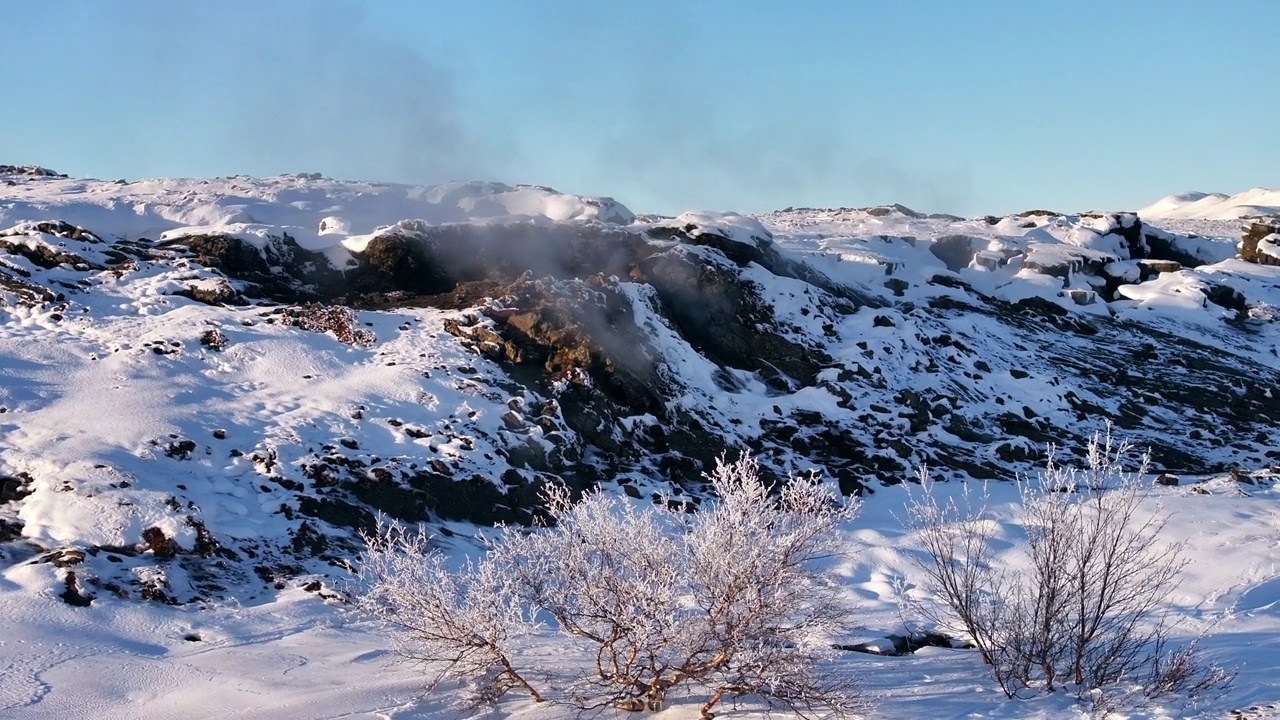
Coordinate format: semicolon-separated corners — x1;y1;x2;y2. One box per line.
1240;220;1280;266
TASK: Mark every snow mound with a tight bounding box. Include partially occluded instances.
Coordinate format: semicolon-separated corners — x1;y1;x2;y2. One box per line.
664;211;774;249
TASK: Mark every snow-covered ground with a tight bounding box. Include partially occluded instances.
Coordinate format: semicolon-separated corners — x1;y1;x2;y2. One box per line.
3;169;1280;718
3;476;1279;719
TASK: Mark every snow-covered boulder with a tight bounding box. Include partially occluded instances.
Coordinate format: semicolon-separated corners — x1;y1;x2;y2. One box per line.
647;211;776;267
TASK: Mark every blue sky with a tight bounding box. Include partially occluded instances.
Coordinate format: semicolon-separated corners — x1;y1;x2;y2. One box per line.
3;1;1276;215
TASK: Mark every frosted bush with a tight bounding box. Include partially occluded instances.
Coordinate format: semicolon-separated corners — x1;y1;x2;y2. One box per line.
356;453;868;717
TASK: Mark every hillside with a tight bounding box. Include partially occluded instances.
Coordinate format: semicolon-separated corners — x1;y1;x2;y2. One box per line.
3;168;1280;717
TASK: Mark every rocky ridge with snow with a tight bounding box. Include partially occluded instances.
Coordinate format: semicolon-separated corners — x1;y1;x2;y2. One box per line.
2;168;1280;607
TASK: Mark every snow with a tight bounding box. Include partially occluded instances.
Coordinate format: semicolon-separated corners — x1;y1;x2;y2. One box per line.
4;475;1280;719
1138;187;1280;220
4;173;1280;717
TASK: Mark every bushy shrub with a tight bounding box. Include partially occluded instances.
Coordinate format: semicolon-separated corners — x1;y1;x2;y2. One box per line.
903;429;1232;709
356;454;868;717
281;304;375;347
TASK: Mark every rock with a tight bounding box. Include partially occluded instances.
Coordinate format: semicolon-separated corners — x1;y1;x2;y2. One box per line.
974;249;1017;270
165;439;197;459
29;220;99;242
141;527;179;558
1155;474;1179;486
1065;289;1095;306
0;473;33;503
0;235;100;270
155;233;345;302
866;203;923;218
297;496;378;537
187;517;228;559
1201;282;1246;313
42;548;86;568
1137;259;1182;277
59;571;93;607
1142;229;1209;268
348;233;448;295
647;215;774;267
177;279;244;306
0;165;67;178
0;517;22;542
930;235;981;272
838;632;964;656
1240;220;1280;266
275;305;375;347
159;234;272;276
637;249;830;386
1023;251;1110;282
199;328;228;350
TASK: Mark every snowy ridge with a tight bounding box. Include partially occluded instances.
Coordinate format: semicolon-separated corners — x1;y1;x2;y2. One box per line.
0;172;635;254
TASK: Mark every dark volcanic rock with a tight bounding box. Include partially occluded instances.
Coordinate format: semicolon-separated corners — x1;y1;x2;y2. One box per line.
646;220;773;267
160;234;273;276
0;165;67;178
155;233;346;301
0;517;22;542
0;235;100;270
348;233;449;295
1143;228;1210;268
60;571;93;607
930;235;981;272
637;247;830;386
1;473;33;503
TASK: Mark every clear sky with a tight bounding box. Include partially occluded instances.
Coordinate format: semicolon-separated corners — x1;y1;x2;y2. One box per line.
3;1;1276;216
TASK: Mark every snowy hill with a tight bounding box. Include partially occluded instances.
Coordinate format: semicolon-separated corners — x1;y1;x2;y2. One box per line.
1138;187;1280;220
5;169;1280;717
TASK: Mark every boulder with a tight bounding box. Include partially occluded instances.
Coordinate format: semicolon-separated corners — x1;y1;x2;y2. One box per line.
1240;220;1280;266
930;235;981;272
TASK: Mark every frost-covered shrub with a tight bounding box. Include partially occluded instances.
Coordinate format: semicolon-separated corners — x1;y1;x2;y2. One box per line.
903;429;1232;708
280;304;375;347
356;454;868;717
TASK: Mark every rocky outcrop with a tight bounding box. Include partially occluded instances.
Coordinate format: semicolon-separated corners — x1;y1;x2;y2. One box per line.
930;235;982;272
1240;220;1280;266
0;223;103;270
155;233;346;301
0;165;67;178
